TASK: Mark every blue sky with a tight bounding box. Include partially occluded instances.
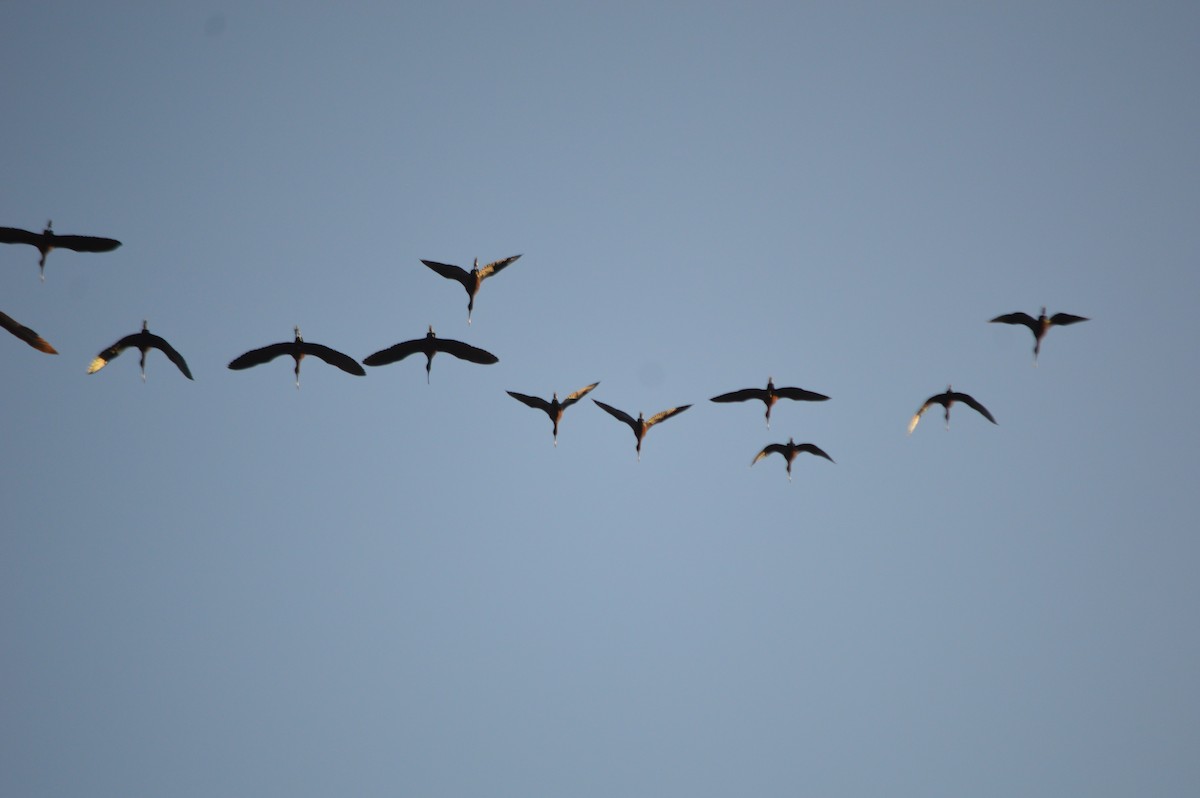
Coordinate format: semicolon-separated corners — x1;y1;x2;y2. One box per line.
3;3;1199;796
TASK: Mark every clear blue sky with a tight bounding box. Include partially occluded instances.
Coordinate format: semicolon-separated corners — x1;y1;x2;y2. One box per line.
3;3;1199;796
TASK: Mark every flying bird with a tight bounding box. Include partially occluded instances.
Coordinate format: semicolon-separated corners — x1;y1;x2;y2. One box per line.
593;399;691;461
990;307;1089;364
228;326;365;388
420;254;522;324
363;325;498;382
908;385;996;434
710;376;829;428
751;438;835;481
0;310;57;354
0;220;121;280
88;320;193;381
507;381;600;446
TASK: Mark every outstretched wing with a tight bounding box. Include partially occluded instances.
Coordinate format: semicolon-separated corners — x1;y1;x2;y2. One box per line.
593;399;637;430
562;381;600;407
88;333;139;374
794;443;835;462
774;386;830;402
53;234;121;254
907;399;935;434
507;390;551;412
646;404;691;427
989;312;1038;332
751;443;786;466
362;338;424;367
0;310;57;354
0;226;42;246
420;260;472;290
951;392;997;425
477;254;522;279
710;387;767;403
228;342;293;370
434;338;499;364
148;333;194;379
1050;312;1089;327
301;342;366;375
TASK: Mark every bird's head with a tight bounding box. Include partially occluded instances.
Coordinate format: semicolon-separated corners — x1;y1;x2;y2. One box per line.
1040;306;1048;318
293;325;303;341
473;257;480;271
44;220;54;234
552;392;559;402
141;319;149;332
426;325;436;337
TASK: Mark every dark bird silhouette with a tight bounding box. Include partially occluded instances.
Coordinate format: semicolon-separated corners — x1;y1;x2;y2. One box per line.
420;254;521;324
228;326;365;388
0;310;57;354
990;307;1089;364
88;320;192;381
363;325;498;382
908;385;996;434
593;399;691;461
507;381;599;446
710;376;829;428
751;438;835;481
0;220;121;280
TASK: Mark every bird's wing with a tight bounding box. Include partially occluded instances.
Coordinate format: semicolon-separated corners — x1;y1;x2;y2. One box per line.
0;226;42;246
593;399;637;429
147;333;194;379
477;254;522;279
907;400;934;434
228;342;293;370
646;404;691;427
433;338;499;364
53;234;121;254
710;388;767;403
952;392;997;425
420;260;472;289
795;443;835;462
301;343;366;375
561;381;600;407
751;443;785;465
774;386;830;402
0;310;57;354
1050;312;1089;326
989;312;1038;331
507;391;551;412
362;339;424;367
88;333;139;373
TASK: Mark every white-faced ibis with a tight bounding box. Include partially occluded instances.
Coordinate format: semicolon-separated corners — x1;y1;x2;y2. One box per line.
0;220;121;280
420;254;521;324
88;320;193;381
710;376;829;428
751;438;835;481
0;310;57;354
363;325;498;382
593;399;691;461
507;381;600;446
908;385;996;434
228;326;365;388
990;307;1089;364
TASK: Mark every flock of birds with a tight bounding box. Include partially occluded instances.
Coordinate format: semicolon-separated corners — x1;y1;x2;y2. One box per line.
2;220;1091;480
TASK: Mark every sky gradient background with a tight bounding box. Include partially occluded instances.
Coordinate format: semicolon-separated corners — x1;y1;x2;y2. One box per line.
3;3;1199;796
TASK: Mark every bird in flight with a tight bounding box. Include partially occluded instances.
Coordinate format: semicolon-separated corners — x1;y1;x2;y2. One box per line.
88;320;193;381
363;325;498;382
0;220;121;280
990;307;1089;364
593;399;691;460
420;254;522;324
507;381;600;446
710;376;829;428
908;385;996;434
228;326;365;388
751;438;835;481
0;310;57;354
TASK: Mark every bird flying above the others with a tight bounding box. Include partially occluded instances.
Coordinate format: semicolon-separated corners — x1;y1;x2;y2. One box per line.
990;307;1089;364
88;320;193;381
420;254;522;324
0;220;121;280
908;385;996;434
